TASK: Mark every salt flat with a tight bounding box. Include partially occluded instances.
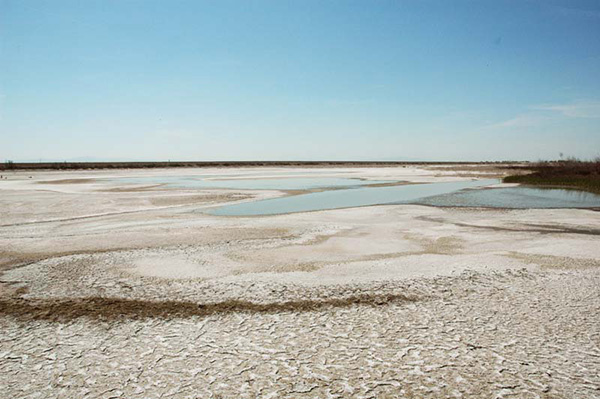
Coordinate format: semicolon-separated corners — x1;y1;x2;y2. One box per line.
1;165;599;398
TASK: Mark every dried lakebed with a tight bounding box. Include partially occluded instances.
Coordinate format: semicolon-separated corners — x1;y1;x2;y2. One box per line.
1;166;599;398
2;269;599;398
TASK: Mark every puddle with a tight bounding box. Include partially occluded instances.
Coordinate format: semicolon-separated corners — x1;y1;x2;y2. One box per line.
115;173;600;215
415;186;600;209
207;179;497;216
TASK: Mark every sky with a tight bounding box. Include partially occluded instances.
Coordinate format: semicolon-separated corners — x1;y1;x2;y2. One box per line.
1;0;599;162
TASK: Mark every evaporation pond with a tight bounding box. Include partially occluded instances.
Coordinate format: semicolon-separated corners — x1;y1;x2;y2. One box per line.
415;186;600;209
207;179;498;216
208;180;600;216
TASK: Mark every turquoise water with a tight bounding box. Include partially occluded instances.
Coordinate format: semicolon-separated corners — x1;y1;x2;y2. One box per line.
415;186;600;209
207;179;497;216
116;175;600;215
117;176;388;190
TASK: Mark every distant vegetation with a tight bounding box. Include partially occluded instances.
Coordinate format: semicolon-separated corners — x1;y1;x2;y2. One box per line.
504;158;600;194
0;160;509;171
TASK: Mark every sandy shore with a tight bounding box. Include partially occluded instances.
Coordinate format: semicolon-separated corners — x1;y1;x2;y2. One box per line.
1;165;599;398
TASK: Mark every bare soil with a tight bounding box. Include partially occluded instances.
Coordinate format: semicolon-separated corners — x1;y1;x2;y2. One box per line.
1;166;598;398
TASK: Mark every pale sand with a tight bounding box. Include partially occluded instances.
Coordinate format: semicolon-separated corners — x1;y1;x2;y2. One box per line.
1;165;599;398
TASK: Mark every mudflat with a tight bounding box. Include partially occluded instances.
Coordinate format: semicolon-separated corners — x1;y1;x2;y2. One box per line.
1;165;599;398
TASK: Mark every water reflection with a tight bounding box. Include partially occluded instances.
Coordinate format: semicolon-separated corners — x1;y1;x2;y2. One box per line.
415;186;600;209
208;179;498;216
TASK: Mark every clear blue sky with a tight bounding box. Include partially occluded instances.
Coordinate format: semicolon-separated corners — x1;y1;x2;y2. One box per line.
1;0;599;161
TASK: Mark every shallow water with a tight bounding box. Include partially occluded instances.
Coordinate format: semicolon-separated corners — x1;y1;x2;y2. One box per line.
116;174;600;215
207;179;497;216
117;176;388;190
415;186;600;209
208;180;600;216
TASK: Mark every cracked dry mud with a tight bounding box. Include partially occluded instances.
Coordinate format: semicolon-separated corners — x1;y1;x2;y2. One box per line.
1;166;599;398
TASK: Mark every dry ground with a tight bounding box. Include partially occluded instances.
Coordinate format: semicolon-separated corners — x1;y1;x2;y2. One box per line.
1;166;599;398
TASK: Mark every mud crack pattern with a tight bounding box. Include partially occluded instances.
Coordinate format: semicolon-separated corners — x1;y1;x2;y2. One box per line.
1;269;599;399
